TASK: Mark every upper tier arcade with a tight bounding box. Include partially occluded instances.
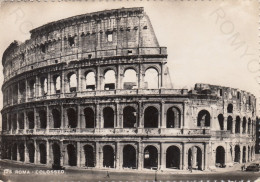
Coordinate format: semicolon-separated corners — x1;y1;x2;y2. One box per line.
2;7;166;83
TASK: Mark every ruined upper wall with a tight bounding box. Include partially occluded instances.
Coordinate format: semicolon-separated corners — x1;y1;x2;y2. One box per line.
2;7;165;81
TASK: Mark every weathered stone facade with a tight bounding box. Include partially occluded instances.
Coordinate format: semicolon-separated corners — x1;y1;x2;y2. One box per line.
1;7;257;171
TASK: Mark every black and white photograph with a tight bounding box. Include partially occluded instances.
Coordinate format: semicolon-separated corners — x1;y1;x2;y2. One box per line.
0;0;259;181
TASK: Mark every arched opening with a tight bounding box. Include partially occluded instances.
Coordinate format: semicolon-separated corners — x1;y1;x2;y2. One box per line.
218;114;224;130
13;84;18;104
19;81;26;101
216;146;225;167
123;69;137;89
248;118;251;134
123;106;136;128
144;145;158;169
53;75;61;94
52;109;61;128
68;73;77;92
84;145;95;167
2;114;7;131
84;108;95;128
40;77;48;96
188;146;202;170
166;146;180;169
8;115;11;131
12;143;17;161
242;117;247;133
104;70;116;90
103;145;114;168
67;108;77;128
144;68;159;89
242;146;246;163
166;107;181;128
123;145;136;169
144;106;158;128
18;143;25;162
28;143;35;163
18;112;24;129
227;104;233;113
52;143;61;167
27;111;34;129
12;114;17;130
39;143;47;164
103;107;114;128
67;144;77;166
227;116;233;133
197;110;210;127
85;72;96;90
235;116;240;134
29;79;35;98
39;110;47;129
234;145;240;163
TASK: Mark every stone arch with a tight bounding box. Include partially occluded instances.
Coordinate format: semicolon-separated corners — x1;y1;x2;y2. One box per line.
227;116;233;133
234;145;240;163
235;116;241;134
67;108;77;128
216;146;225;166
40;77;48;96
144;106;158;128
144;145;158;169
18;143;25;162
83;145;95;167
19;81;26;99
103;145;114;168
242;117;247;133
12;143;17;161
144;68;159;89
53;75;61;93
166;145;180;169
123;106;137;128
85;71;96;90
218;114;224;130
197;110;210;127
52;109;61;128
123;145;136;168
227;104;233;113
188;146;202;170
166;107;181;128
39;143;47;164
122;69;137;89
84;107;95;128
27;111;35;129
28;79;35;98
67;72;77;92
39;110;47;129
27;143;35;163
67;144;77;166
103;107;114;128
104;69;116;90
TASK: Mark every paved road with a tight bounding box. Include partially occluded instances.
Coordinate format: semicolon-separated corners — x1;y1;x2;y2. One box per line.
0;161;260;182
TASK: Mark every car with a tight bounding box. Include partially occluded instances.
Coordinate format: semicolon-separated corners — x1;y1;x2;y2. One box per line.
245;163;260;172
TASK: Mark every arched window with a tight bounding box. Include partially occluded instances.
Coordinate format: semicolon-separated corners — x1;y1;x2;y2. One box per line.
216;146;225;167
29;79;35;98
123;106;136;128
242;117;247;134
84;145;95;167
68;73;77;92
39;143;46;164
27;111;34;129
242;146;246;163
103;145;114;168
248;118;251;134
227;104;233;113
123;145;136;168
166;107;181;128
19;81;26;101
234;145;240;163
54;75;61;93
18;143;25;162
197;110;210;127
144;145;158;169
84;108;95;128
39;110;47;129
52;143;61;167
85;72;96;90
12;143;17;161
67;144;77;166
18;112;24;129
103;107;114;128
218;114;224;130
166;146;180;169
144;68;159;89
144;106;158;128
12;114;17;130
40;77;48;96
104;70;116;90
235;116;240;134
123;69;137;89
52;109;61;128
27;143;35;163
67;108;77;128
188;146;202;170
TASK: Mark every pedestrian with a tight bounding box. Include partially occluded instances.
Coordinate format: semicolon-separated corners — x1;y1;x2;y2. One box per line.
189;166;192;173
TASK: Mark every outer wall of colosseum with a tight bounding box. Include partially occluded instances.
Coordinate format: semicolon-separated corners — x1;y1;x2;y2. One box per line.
1;7;256;171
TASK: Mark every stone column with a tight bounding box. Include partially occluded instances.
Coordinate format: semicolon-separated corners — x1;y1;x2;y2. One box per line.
95;142;100;168
116;142;120;169
116;65;121;90
60;142;64;166
46;106;50;133
116;102;120;128
138;142;143;170
24;141;29;163
77;68;82;92
34;140;37;164
77;105;81;129
33;107;37;132
138;101;143;128
77;142;81;167
96;66;100;90
17;82;20;103
46;140;50;166
160;101;165;128
239;145;243;164
182;143;187;170
35;76;39;98
61;70;65;97
204;143;209;170
160;143;165;170
24;110;27;131
25;79;28;102
96;103;100;128
47;73;51;96
61;104;65;129
224;117;227;130
161;62;164;88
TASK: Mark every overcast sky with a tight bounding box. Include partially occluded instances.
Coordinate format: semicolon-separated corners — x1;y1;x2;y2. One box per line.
0;0;259;127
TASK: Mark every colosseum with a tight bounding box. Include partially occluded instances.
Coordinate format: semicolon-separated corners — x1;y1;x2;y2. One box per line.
0;7;257;171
